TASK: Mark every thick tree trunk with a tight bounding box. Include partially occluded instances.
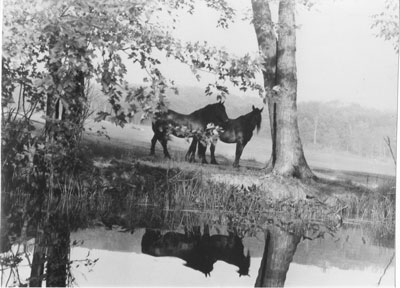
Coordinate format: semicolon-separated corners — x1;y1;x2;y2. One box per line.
252;0;315;179
274;0;314;178
46;214;70;287
255;226;301;287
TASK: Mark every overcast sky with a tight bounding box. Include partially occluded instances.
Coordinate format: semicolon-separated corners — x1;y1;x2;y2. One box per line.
126;0;398;112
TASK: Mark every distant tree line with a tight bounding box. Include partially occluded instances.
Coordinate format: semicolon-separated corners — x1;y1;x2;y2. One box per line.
88;84;396;161
297;101;396;160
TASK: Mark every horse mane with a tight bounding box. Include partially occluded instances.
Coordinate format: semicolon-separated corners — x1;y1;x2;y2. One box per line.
190;102;219;116
159;103;218;119
255;113;262;133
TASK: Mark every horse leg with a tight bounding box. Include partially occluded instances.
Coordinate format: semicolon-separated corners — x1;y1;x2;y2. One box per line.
150;134;158;155
197;141;208;164
186;138;197;162
160;135;171;159
210;143;218;165
233;141;245;168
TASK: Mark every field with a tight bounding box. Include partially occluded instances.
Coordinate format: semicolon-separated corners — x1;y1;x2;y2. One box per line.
84;119;396;187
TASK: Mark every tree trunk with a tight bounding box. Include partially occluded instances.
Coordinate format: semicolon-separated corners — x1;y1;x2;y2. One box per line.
313;115;318;145
45;35;61;139
251;0;315;179
251;0;278;171
46;213;70;287
255;226;301;287
29;224;46;287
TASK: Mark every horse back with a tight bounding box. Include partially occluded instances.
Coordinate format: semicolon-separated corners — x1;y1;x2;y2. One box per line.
153;109;203;133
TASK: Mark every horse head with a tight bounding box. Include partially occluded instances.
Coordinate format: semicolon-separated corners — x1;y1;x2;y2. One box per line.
208;102;229;125
252;105;263;133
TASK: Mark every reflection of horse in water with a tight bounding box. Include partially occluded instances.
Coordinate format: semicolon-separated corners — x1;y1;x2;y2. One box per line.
189;105;263;167
141;225;250;277
150;102;229;161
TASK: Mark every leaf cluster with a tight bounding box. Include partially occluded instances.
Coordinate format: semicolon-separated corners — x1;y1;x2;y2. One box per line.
3;0;265;126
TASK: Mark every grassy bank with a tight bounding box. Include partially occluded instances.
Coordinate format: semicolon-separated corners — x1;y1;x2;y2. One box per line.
2;123;395;253
84;135;395;229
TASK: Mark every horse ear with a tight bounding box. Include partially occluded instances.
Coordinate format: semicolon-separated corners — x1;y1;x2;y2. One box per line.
252;105;255;110
221;101;225;105
260;107;264;112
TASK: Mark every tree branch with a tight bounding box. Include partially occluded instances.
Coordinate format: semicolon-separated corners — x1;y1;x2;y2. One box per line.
377;252;395;285
384;136;396;165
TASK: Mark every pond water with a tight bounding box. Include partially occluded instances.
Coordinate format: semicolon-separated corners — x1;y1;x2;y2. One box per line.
67;223;395;287
1;220;395;287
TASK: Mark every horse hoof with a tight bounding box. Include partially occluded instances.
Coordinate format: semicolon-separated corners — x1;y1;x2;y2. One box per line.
211;161;219;165
233;163;240;168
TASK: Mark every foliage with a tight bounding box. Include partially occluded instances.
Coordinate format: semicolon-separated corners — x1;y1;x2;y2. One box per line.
371;0;399;53
3;0;264;127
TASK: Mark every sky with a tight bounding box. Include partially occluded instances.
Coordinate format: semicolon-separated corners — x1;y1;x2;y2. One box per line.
126;0;399;112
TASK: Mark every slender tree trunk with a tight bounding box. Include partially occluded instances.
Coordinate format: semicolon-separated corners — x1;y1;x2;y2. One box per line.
45;35;61;139
255;226;301;287
252;0;315;179
251;0;278;171
29;227;46;287
313;115;318;145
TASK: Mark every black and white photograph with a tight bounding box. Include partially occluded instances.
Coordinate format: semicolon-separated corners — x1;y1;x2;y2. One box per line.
1;0;398;286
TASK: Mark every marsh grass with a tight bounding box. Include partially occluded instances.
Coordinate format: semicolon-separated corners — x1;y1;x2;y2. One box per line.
2;144;395;245
62;160;395;233
341;179;395;233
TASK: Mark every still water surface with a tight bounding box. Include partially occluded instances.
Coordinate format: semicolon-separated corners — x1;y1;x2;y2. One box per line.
69;223;394;287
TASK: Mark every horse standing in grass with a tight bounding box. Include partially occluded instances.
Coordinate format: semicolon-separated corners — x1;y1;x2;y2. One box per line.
191;105;263;167
150;102;229;161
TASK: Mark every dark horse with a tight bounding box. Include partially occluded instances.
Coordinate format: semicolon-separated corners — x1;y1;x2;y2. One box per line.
150;102;229;161
141;225;250;277
190;105;263;167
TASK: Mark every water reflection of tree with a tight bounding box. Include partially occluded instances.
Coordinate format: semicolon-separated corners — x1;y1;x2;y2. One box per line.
255;225;302;287
1;212;99;287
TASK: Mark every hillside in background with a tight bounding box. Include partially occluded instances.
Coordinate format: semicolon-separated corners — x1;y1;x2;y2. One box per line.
297;101;397;160
88;85;396;161
165;86;265;118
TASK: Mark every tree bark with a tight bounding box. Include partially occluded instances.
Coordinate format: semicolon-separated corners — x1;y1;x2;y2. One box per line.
46;214;70;287
251;0;315;179
29;224;46;287
313;115;318;145
251;0;278;171
255;226;301;287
